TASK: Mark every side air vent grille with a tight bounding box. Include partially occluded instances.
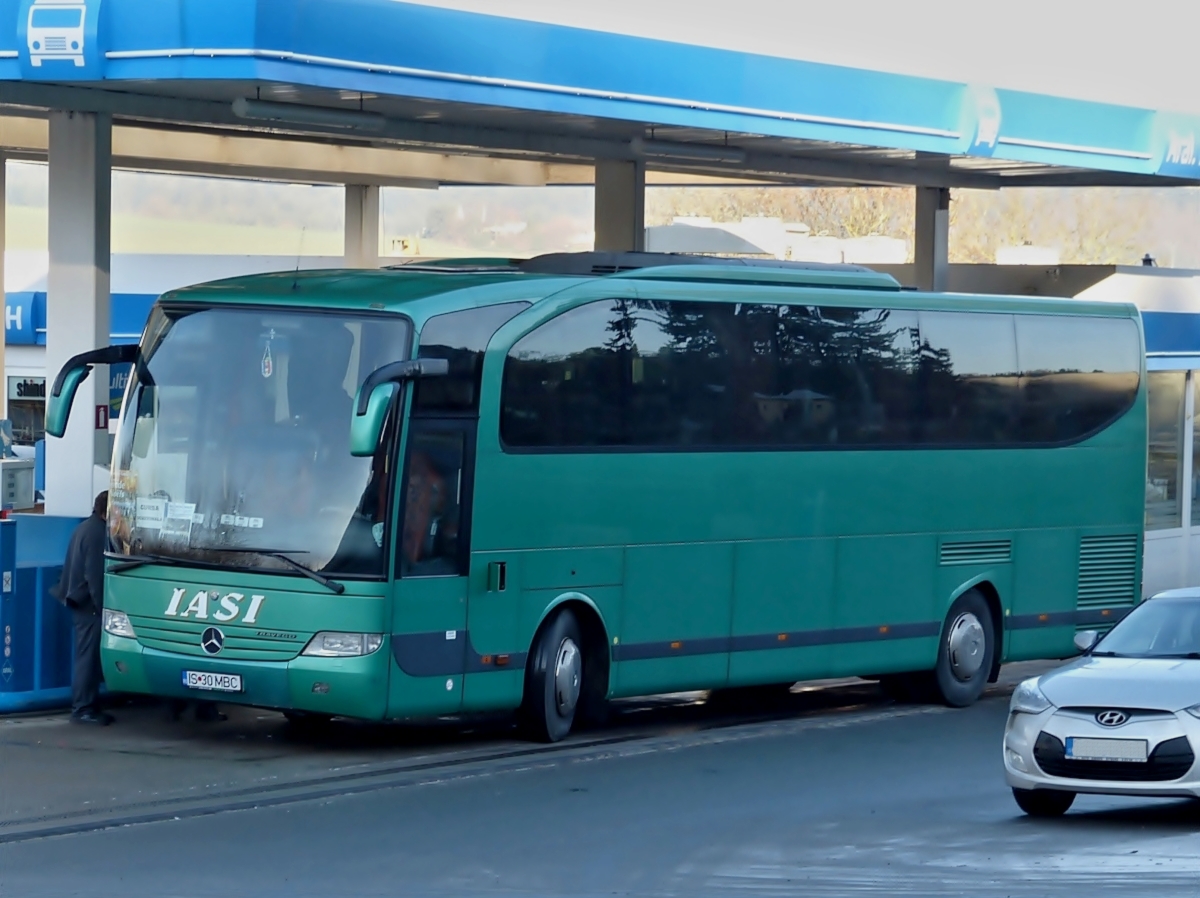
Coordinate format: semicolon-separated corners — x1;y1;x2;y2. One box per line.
1077;535;1139;609
939;539;1012;566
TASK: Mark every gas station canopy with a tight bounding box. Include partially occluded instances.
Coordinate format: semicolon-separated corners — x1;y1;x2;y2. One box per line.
0;0;1197;188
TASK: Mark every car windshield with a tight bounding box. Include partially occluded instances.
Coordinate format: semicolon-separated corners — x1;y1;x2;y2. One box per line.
109;305;411;578
1092;597;1200;658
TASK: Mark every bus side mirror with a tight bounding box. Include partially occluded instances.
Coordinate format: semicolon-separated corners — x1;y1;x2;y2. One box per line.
45;366;90;438
46;345;138;438
349;358;450;457
350;382;397;457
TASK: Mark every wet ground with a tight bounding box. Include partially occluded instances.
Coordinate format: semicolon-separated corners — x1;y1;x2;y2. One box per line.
2;663;1198;897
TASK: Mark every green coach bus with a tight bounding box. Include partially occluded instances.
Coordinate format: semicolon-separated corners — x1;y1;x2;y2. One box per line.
47;253;1146;741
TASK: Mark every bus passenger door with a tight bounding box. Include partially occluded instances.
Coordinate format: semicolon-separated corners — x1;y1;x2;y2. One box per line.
388;419;476;718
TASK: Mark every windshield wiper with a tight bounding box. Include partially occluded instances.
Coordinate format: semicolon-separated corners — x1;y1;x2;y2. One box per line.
204;547;345;595
107;551;185;573
1155;652;1200;660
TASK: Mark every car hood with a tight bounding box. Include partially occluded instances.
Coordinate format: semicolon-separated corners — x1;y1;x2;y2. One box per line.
1039;656;1200;712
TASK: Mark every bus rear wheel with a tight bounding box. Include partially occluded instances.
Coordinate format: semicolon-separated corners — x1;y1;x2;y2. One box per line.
933;589;995;707
522;609;584;743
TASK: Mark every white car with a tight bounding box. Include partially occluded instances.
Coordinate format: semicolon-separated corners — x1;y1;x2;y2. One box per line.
1004;588;1200;816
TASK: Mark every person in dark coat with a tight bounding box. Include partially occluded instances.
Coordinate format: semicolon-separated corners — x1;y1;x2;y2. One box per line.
57;491;113;726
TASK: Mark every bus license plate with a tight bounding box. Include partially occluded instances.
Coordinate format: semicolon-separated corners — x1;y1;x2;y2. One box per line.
182;670;243;693
1065;737;1147;763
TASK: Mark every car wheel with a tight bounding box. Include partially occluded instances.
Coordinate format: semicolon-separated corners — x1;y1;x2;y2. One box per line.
933;589;995;707
1012;787;1075;817
522;609;584;743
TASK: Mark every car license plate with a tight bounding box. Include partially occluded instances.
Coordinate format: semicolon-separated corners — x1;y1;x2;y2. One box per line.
1065;737;1148;763
182;670;243;693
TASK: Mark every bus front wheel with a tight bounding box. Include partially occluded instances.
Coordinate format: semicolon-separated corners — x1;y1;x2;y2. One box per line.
933;589;995;708
522;609;584;743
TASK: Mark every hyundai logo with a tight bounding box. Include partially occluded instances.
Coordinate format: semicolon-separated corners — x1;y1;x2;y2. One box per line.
200;627;225;656
1095;709;1128;727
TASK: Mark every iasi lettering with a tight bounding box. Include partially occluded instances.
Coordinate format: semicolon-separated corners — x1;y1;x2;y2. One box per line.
165;588;265;624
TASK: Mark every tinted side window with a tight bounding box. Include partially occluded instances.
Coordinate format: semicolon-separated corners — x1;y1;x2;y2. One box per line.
501;302;1141;451
732;305;920;447
501;301;624;447
1015;316;1141;442
501;300;923;450
414;302;529;414
915;312;1019;444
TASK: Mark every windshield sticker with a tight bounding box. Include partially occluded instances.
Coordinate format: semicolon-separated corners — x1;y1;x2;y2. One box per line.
135;497;167;531
160;502;198;544
220;514;264;529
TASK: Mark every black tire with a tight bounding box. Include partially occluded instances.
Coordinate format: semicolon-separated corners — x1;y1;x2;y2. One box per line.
522;609;584;743
933;589;996;707
1012;787;1075;817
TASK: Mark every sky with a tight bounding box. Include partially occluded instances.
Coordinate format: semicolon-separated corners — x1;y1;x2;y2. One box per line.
404;0;1200;115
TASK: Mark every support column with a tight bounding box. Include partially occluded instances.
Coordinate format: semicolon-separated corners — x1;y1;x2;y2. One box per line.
344;184;380;268
0;153;7;421
914;186;950;292
594;160;645;252
46;111;111;517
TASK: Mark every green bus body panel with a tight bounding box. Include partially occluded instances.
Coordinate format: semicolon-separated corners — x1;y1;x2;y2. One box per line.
729;539;835;686
617;542;733;695
98;265;1147;720
388;575;467;717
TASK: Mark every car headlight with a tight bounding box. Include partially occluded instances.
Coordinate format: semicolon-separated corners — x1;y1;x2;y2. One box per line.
301;632;383;657
102;609;136;638
1185;705;1200;720
1010;678;1053;715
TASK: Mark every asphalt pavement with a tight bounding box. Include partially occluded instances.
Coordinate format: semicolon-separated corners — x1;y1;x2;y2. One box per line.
2;666;1199;897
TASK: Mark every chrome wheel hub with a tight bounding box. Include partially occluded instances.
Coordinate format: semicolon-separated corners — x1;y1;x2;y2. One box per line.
946;612;986;681
553;637;581;717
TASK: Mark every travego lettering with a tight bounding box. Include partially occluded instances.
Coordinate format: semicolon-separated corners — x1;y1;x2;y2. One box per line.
164;587;265;624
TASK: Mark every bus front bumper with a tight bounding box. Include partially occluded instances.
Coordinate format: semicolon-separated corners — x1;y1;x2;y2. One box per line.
101;635;389;720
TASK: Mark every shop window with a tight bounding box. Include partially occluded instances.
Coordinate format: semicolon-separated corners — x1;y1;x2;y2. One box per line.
1147;371;1185;530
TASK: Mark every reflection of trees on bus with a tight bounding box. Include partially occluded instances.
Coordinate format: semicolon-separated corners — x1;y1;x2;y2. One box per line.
500;299;1140;451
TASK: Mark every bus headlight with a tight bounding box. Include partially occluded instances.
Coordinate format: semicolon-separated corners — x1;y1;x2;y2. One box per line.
302;632;384;657
103;610;136;638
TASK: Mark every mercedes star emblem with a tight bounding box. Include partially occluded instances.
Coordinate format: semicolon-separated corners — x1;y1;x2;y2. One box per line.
1095;709;1128;727
201;627;225;656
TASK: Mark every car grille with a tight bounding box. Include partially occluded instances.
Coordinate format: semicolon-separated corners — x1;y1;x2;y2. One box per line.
129;615;305;662
1034;732;1195;782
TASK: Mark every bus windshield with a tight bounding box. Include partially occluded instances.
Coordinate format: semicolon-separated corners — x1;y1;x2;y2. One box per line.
109;306;411;578
31;7;83;28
